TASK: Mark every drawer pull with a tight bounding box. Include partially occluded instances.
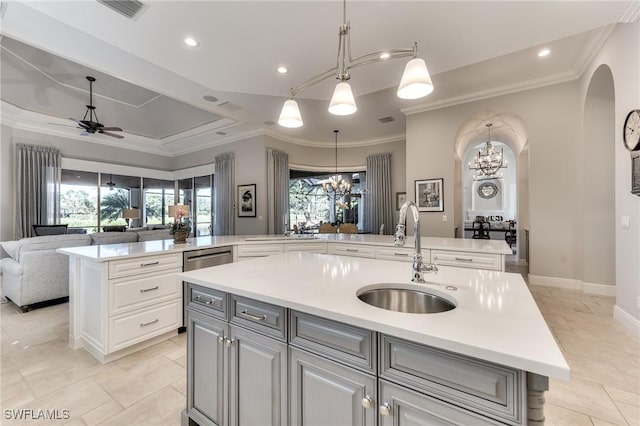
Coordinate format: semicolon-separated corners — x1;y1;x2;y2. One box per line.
454;257;473;262
379;403;392;416
346;248;358;252
239;310;267;321
139;318;159;327
140;286;159;293
218;335;225;344
194;295;214;305
225;338;235;347
140;261;160;267
361;395;373;409
394;252;409;257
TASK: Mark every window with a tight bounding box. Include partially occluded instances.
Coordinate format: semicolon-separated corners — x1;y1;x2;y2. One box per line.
100;173;141;230
60;170;98;233
194;175;213;236
143;178;174;225
289;170;365;232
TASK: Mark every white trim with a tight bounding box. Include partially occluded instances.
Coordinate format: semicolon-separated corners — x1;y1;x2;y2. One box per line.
289;162;366;173
62;157;215;180
582;282;616;297
528;274;581;290
613;305;640;338
265;128;405;148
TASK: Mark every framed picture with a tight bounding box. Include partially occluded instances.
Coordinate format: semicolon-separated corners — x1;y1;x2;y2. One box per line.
415;178;444;212
396;192;407;210
238;184;257;217
632;152;640;196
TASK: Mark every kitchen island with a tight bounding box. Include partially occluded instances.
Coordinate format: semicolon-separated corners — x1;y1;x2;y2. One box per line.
177;251;568;426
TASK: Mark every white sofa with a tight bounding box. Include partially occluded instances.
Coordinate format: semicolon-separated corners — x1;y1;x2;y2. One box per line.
0;228;172;311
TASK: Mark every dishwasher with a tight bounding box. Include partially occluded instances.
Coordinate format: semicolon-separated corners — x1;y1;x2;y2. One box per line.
180;246;234;331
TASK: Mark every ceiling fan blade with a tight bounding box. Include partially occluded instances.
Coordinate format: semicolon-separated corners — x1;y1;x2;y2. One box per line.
101;126;122;132
48;122;77;128
101;131;124;139
70;118;89;129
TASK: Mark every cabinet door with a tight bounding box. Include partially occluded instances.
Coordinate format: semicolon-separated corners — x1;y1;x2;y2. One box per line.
378;380;499;426
229;325;287;426
187;309;228;426
290;347;376;426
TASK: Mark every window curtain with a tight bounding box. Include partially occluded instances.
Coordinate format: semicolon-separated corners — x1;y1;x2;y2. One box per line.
266;148;289;234
213;152;235;235
364;153;393;235
15;144;62;238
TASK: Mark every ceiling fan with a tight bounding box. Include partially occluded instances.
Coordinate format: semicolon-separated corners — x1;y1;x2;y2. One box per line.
70;76;124;139
105;174;117;190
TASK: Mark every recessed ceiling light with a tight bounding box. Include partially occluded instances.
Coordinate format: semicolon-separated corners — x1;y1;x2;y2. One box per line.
203;95;218;102
538;48;551;57
184;37;199;47
379;52;391;60
277;66;288;74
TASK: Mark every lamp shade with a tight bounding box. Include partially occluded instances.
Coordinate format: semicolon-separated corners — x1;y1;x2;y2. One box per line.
278;99;304;128
121;208;140;220
168;204;190;218
328;82;357;115
397;58;433;99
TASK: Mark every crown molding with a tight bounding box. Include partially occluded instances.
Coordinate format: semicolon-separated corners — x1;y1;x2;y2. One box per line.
573;24;617;78
401;70;579;116
619;1;640;23
263;128;405;148
288;162;364;173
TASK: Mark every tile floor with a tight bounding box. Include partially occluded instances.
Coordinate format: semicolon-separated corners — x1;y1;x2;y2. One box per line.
1;270;638;425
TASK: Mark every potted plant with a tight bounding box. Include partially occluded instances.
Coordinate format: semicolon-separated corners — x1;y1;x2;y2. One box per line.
170;206;192;243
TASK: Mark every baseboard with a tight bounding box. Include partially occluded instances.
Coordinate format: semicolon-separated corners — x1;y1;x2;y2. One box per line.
528;275;581;290
614;305;640;338
583;282;616;297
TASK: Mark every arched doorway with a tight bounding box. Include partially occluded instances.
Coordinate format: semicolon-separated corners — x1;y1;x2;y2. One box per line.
582;65;615;290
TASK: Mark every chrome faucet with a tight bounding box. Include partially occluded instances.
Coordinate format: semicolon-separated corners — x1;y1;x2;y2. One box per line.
395;201;438;283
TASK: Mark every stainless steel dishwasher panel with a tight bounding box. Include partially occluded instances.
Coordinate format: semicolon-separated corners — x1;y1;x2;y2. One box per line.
181;246;234;330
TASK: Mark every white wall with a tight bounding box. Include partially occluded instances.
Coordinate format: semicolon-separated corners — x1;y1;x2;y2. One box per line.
406;81;582;277
0;126;14;243
581;23;640;331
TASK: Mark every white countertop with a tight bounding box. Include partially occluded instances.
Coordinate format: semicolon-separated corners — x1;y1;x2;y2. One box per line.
177;252;569;380
58;234;512;261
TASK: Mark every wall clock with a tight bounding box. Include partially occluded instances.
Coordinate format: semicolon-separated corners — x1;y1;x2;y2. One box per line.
623;109;640;151
477;182;498;199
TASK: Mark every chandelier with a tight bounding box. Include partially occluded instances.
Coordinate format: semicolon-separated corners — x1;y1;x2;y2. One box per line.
278;0;434;128
468;123;507;181
323;130;351;200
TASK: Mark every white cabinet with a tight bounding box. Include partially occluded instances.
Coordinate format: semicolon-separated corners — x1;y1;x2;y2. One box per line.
328;243;376;258
78;253;182;362
236;244;284;261
375;246;429;263
431;249;503;271
284;242;328;253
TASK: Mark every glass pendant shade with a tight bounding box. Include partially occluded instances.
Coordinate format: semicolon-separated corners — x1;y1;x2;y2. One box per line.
278;99;303;128
328;82;357;115
397;58;433;99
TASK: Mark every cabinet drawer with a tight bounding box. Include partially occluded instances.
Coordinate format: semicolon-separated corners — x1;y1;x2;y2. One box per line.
237;243;284;259
187;283;228;320
284;243;328;253
375;246;430;263
380;335;523;424
108;253;182;279
328;243;375;258
431;250;502;271
289;310;376;373
109;300;181;352
109;268;181;315
231;295;286;340
379;380;500;426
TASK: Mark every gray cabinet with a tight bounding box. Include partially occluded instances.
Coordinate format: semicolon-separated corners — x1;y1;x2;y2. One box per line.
187;309;228;426
229;325;287;426
290;347;376;426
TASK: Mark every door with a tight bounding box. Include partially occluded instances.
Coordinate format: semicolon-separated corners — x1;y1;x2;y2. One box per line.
229;325;287;426
290;347;376;426
378;380;497;426
187;309;228;426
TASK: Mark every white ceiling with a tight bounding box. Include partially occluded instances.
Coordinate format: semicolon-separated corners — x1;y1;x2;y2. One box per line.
0;1;635;154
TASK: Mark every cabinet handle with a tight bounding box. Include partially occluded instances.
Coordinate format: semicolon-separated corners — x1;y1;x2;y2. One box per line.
140;286;159;293
225;338;235;347
346;248;358;252
140;261;160;267
393;252;409;257
239;310;267;321
454;257;473;262
361;395;373;409
218;336;225;344
194;295;213;305
379;403;392;416
139;318;159;327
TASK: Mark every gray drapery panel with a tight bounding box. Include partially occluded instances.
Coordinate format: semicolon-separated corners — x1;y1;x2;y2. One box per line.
213;152;235;235
364;153;393;235
16;144;61;238
266;148;290;234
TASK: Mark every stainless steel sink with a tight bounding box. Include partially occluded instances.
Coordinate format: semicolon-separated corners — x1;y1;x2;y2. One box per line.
357;287;456;314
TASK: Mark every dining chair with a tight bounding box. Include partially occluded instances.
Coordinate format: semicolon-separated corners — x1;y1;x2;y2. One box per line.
472;220;490;239
338;223;357;234
318;223;338;234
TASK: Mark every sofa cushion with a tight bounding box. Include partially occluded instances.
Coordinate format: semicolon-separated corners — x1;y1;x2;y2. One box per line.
90;232;138;246
15;234;92;261
1;240;20;260
136;229;171;242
